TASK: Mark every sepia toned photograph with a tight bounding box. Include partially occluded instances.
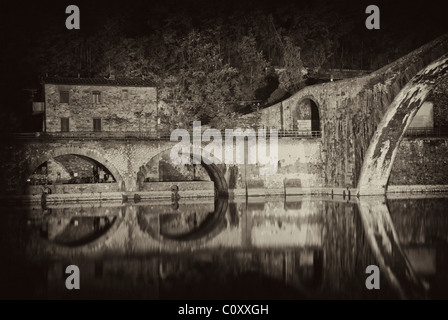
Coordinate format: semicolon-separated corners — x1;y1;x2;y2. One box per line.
0;0;448;301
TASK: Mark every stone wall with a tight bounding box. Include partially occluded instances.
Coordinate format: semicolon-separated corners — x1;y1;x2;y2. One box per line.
47;158;71;181
140;181;215;198
236;138;324;193
44;83;158;133
47;155;95;180
430;75;448;129
26;183;120;195
389;138;448;185
0;138;325;196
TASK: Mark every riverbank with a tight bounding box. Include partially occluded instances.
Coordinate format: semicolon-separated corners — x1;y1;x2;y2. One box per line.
3;184;448;204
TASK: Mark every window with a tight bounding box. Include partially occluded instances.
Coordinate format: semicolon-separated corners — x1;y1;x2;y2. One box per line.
61;118;69;132
92;91;102;104
122;89;128;100
60;91;69;103
93;118;102;132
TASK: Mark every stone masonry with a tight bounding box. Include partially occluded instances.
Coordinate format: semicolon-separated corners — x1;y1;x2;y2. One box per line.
43;78;158;133
389;138;448;185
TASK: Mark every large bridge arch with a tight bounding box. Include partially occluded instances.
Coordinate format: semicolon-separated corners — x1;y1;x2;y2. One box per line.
358;55;448;195
29;147;125;191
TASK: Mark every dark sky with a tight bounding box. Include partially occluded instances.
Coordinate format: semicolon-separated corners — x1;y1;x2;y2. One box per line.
2;0;445;34
2;0;447;75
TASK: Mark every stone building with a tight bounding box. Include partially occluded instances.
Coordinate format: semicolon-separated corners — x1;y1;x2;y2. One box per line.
27;77;162;185
40;77;159;134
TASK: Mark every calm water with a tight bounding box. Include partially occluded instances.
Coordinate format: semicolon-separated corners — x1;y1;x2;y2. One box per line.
1;195;447;300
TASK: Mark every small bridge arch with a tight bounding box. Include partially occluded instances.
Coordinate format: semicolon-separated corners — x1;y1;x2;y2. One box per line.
29;147;125;191
136;146;229;196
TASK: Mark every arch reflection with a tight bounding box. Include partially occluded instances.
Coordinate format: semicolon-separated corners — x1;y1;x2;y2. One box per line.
137;197;228;243
28;204;123;247
357;196;427;299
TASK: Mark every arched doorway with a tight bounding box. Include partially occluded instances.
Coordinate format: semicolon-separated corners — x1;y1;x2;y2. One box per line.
293;97;321;136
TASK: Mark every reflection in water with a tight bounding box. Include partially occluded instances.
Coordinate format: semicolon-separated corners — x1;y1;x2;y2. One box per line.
28;205;121;247
1;195;448;299
387;196;448;299
358;197;427;299
137;198;228;242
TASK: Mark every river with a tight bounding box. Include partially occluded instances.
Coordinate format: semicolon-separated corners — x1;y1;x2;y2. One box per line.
1;194;447;299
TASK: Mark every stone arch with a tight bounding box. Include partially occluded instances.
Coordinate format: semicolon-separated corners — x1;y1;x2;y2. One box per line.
294;95;321;136
358;55;448;195
137;145;228;196
29;147;125;191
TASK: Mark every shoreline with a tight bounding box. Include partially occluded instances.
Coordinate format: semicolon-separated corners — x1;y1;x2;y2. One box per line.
2;185;448;204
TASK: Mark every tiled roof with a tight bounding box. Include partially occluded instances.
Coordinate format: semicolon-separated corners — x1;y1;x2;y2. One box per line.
42;77;156;87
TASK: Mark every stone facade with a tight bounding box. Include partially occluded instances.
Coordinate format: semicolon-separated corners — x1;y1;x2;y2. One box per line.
43;78;158;133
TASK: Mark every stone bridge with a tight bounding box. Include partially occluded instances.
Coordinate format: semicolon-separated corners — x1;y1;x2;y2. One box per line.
256;33;448;195
1;33;448;197
13;195;447;299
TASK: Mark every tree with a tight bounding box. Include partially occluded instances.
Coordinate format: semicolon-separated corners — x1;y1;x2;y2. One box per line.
234;35;269;101
159;31;258;130
278;37;305;93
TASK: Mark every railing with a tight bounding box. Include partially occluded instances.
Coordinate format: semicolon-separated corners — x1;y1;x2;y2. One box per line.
40;131;161;140
3;131;170;140
277;130;322;138
8;127;448;140
3;129;322;140
404;127;448;137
